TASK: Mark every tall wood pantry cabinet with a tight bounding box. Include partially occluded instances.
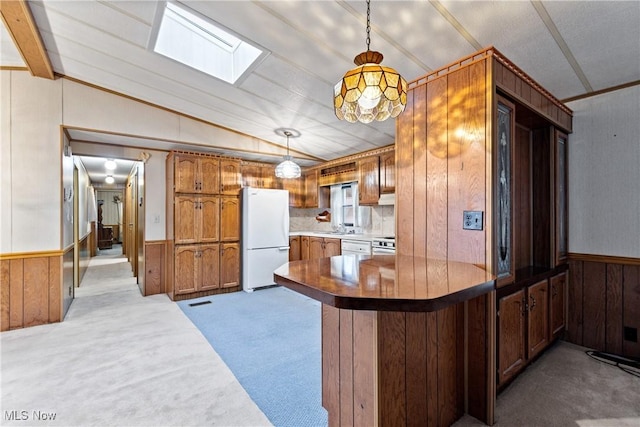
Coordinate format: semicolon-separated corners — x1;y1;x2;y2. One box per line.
395;47;572;425
166;151;242;301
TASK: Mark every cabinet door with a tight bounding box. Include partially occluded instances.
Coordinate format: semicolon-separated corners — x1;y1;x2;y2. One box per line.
324;238;341;257
309;236;324;259
527;279;549;359
498;289;526;384
220;159;241;195
220;243;240;288
380;151;395;194
358;156;380;205
174;155;198;193
289;236;301;261
304;170;319;208
220;197;240;241
199;244;220;291
199;197;220;243
174;196;198;244
261;166;276;189
241;164;262;188
301;236;310;260
281;178;303;207
199;157;220;194
550;272;566;338
174;246;198;294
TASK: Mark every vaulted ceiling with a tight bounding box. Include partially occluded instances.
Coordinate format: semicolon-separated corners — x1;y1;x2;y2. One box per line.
2;1;639;171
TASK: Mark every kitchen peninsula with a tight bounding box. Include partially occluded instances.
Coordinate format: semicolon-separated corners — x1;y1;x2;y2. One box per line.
274;254;496;426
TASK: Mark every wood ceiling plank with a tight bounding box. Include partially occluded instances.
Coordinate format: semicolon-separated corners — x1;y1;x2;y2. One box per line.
0;0;53;79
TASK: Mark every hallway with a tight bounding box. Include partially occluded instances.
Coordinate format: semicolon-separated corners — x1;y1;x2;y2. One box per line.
0;251;271;426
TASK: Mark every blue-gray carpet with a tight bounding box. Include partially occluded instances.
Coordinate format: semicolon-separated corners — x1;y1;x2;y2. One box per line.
177;286;328;427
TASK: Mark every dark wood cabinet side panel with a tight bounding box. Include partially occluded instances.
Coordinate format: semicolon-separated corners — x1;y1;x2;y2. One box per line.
531;128;551;268
605;264;623;354
338;309;354;426
622;265;640;358
405;312;428;425
567;260;584;345
321;305;340;427
582;261;606;350
378;311;407;426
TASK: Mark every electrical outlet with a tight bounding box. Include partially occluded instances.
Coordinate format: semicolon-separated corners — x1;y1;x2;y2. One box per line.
463;211;483;230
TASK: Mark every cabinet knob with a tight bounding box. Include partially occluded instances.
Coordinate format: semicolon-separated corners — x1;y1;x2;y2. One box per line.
530;294;536;311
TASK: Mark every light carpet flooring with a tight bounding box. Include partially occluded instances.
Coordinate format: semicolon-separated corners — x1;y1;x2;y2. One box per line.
2;248;639;427
0;248;272;427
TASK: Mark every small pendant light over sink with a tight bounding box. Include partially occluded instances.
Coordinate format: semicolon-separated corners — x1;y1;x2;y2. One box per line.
334;0;407;124
274;128;301;179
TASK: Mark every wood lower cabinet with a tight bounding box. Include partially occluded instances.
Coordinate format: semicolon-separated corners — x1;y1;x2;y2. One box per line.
498;289;526;384
289;236;301;261
309;236;341;259
220;243;239;288
174;244;220;295
498;276;555;387
301;236;310;260
527;280;549;359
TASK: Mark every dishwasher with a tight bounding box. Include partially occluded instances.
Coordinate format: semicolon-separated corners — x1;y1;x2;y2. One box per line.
341;239;372;256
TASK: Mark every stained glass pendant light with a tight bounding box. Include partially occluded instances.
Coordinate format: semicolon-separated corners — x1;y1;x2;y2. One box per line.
275;129;301;179
334;0;407;123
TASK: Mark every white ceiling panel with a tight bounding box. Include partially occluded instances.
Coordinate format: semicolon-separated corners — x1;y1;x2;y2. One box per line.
2;0;638;182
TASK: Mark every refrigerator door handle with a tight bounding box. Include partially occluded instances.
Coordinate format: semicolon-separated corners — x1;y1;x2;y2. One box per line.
278;246;290;251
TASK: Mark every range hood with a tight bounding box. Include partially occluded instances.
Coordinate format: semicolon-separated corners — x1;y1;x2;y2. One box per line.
377;193;395;206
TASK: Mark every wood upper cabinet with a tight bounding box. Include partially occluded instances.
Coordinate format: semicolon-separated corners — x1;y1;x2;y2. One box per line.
220;243;240;288
358;156;380;205
498;289;526;384
281;178;304;208
379;151;395;194
308;236;341;259
550;272;566;338
174;244;220;295
242;163;276;189
220;196;240;242
289;235;301;261
174;154;220;194
174;196;219;244
304;169;319;208
220;159;242;195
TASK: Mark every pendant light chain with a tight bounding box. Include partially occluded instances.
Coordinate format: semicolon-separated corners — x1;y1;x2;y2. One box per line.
365;0;371;51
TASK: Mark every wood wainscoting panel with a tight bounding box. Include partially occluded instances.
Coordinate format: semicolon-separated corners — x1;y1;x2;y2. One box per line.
581;261;607;350
1;252;63;331
567;255;640;359
623;266;640;357
144;240;166;296
321;304;340;427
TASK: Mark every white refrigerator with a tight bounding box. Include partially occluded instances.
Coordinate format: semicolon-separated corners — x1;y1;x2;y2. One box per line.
241;187;290;292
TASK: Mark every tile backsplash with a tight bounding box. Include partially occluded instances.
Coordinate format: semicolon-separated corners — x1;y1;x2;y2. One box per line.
290;205;395;236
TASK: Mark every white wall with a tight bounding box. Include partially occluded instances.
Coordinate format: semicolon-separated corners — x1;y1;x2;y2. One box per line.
1;71;62;252
567;86;640;258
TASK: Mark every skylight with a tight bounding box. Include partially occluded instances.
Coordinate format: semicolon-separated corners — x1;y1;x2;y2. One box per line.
153;2;266;85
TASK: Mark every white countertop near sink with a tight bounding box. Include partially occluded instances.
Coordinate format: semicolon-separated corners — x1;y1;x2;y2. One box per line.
289;231;388;242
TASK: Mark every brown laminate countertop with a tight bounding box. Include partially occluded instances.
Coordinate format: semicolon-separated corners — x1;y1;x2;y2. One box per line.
274;254;496;312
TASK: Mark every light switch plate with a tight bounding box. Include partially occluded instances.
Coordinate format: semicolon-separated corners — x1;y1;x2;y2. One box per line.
463;211;483;230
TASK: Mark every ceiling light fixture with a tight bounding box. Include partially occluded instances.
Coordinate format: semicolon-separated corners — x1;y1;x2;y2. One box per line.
104;159;117;170
334;0;407;124
105;175;115;184
274;128;301;179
